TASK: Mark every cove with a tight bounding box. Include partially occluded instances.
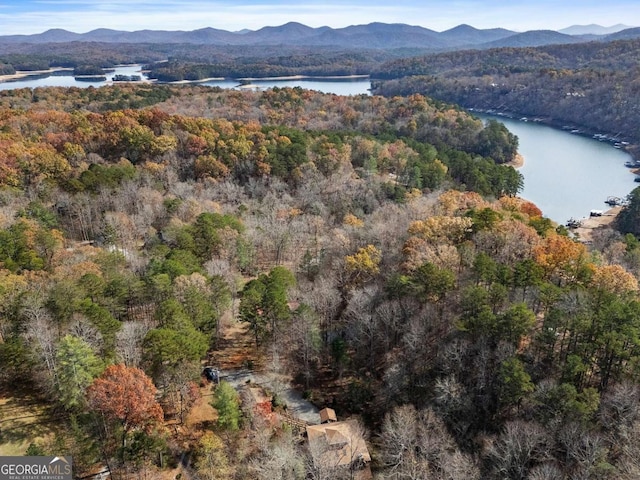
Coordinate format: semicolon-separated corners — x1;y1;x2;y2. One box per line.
0;65;146;90
476;114;636;225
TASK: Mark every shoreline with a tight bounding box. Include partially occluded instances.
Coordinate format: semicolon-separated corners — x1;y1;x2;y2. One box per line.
0;66;156;86
164;74;370;86
471;107;639;164
167;77;224;84
569;206;621;243
237;74;370;82
507;153;524;169
0;67;73;83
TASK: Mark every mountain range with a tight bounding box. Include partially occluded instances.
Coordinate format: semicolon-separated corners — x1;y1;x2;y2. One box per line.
0;22;637;50
558;24;631;35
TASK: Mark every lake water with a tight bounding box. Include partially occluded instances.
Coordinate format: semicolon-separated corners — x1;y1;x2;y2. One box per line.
0;66;371;96
201;77;371;96
477;114;636;224
1;69;633;223
0;65;146;90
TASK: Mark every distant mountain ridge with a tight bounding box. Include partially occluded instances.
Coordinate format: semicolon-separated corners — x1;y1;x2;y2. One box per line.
482;30;584;48
606;27;640;41
559;24;632;35
0;22;636;50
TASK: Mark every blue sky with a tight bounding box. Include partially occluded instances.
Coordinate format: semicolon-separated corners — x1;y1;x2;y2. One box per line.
0;0;638;35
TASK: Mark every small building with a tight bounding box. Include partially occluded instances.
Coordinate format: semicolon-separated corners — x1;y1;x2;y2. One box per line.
319;407;337;424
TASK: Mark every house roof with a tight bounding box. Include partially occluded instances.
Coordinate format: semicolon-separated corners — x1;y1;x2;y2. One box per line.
319;407;337;423
326;427;348;446
306;420;371;468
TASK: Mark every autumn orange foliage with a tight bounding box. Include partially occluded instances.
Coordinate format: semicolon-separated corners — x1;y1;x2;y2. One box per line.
87;364;163;432
533;234;588;283
498;196;543;218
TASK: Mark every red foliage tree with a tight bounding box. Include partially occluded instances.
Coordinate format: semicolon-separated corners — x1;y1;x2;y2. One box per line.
87;364;163;434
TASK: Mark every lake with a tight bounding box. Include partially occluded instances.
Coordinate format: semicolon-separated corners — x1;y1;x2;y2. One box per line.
201;77;371;96
1;68;633;223
476;114;636;224
0;65;146;90
0;65;372;96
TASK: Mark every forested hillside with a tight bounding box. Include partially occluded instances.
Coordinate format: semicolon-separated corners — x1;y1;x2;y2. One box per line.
371;38;640;157
0;84;639;479
0;42;395;78
3;32;637;166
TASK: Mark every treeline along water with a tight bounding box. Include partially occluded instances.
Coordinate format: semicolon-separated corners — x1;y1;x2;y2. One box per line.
477;114;636;224
0;65;372;96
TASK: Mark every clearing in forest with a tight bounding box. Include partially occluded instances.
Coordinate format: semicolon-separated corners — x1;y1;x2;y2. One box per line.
0;391;57;456
208;318;266;372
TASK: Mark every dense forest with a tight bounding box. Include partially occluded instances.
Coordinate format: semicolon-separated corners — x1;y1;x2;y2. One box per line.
145;54;377;82
0;81;639;480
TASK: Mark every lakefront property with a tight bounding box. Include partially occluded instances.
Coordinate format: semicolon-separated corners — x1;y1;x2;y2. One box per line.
2;10;640;479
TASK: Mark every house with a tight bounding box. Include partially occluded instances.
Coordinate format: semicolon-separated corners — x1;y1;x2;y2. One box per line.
306;419;372;479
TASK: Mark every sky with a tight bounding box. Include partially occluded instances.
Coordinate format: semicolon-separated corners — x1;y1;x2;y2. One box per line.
0;0;638;35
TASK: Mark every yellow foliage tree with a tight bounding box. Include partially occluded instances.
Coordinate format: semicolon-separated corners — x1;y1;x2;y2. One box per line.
408;216;473;245
436;190;488;216
195;432;231;480
195;155;231;180
343;213;364;228
591;264;639;295
0;269;28;336
345;244;381;286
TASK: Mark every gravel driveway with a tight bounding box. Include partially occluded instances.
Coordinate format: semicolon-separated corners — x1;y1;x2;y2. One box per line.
220;369;320;424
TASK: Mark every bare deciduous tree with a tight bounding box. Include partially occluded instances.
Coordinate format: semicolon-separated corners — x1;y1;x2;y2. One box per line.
249;430;305;480
23;304;58;394
378;404;480;480
487;421;549;480
554;420;613;480
526;462;564;480
115;320;152;367
599;381;640;438
69;315;103;350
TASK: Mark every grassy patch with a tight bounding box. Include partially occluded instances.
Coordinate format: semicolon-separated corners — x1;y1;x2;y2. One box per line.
0;392;57;456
